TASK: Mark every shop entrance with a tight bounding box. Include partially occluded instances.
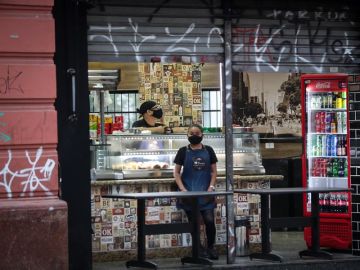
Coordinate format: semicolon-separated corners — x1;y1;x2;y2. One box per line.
54;1;360;269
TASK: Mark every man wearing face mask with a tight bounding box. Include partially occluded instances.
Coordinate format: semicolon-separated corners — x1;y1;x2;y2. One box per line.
173;124;219;260
132;100;164;128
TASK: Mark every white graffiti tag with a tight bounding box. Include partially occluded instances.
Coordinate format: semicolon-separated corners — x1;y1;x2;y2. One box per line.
165;23;200;53
0;147;55;198
89;23;126;57
254;24;287;72
128;18;156;61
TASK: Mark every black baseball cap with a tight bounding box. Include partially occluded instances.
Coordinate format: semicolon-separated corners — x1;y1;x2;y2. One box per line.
137;100;159;114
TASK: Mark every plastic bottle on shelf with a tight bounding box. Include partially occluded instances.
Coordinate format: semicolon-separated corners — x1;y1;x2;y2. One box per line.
344;160;348;176
325;112;331;133
327;158;333;177
329;193;337;212
338;159;345;177
327;92;333;108
336;93;342;109
336;138;342;156
336;112;342;133
330;113;336;133
315;112;321;133
332;158;338;177
332;92;337;108
326;135;332;156
341;112;347;134
321;135;327;156
342;91;347;109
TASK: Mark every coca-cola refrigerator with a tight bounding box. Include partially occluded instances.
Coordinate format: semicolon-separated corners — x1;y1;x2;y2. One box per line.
301;73;352;249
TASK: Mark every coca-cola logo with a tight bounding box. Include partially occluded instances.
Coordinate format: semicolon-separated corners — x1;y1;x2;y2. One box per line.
315;82;331;89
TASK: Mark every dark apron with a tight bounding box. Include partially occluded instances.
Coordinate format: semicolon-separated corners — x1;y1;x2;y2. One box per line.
177;146;215;211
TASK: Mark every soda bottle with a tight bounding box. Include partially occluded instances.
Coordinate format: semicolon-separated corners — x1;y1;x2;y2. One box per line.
323;193;330;212
338;193;345;213
336;112;342;133
327;158;333;177
344;160;348;177
343;135;348;156
317;135;323;156
338;158;345;177
315;112;321;133
321;135;327;156
326;135;332;156
329;193;337;212
336;193;343;213
327;92;333;108
336;137;342;156
336;93;342;108
342;91;347;109
330;113;336;133
331;135;337;157
332;92;337;108
341;136;347;156
332;158;338;177
322;94;327;108
320;112;326;133
311;95;316;109
341;112;347;134
325;112;331;133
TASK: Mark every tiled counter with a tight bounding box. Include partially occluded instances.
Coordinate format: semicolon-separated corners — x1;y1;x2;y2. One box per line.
91;174;283;261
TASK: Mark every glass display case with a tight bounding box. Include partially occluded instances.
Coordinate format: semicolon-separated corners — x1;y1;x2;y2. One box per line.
90;131;265;179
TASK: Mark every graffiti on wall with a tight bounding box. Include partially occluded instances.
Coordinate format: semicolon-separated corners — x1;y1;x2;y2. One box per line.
0;66;24;94
88;7;358;72
0;147;55;198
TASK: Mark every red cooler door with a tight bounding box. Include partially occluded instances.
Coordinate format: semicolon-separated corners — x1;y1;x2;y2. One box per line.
301;74;352;249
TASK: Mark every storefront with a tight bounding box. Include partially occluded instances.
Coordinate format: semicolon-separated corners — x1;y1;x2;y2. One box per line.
0;0;359;269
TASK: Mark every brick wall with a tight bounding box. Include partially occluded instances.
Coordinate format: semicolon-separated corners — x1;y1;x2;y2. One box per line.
349;74;360;255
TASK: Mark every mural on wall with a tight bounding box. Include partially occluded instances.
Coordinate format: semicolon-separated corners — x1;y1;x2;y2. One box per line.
233;72;301;138
0;147;55;198
138;62;202;127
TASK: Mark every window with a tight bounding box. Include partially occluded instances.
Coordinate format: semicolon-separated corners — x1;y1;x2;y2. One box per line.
89;90;139;130
202;88;222;128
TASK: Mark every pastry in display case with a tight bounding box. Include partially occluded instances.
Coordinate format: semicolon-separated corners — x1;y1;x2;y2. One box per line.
90;130;265;180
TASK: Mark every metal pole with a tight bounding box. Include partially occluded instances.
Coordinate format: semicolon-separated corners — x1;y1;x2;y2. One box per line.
224;19;235;264
99;90;105;145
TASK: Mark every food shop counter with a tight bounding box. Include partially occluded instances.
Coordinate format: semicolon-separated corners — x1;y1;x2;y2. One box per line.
91;174;283;261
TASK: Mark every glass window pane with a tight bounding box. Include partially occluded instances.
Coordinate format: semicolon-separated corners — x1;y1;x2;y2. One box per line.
106;93;115;112
202;91;210;110
210;91;218;110
115;94;122;111
121;94;129;112
210;112;218;127
129;93;137;112
203;112;210;127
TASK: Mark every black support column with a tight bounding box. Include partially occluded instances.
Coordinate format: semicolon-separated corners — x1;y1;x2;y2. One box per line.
54;0;92;269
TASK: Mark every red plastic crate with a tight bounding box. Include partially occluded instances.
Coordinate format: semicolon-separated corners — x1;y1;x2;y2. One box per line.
304;218;352;249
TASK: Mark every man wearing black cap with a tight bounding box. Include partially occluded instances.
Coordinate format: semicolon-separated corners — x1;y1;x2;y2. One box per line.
132;100;165;131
